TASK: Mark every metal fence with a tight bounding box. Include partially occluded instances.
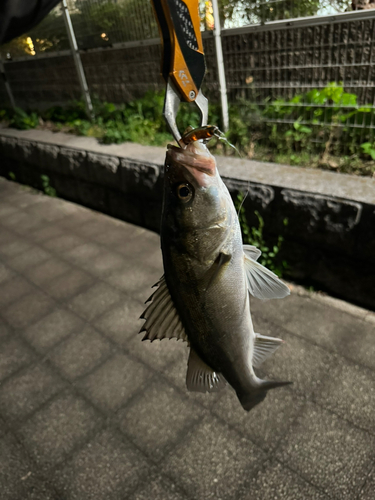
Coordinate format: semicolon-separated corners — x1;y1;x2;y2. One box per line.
1;1;375;152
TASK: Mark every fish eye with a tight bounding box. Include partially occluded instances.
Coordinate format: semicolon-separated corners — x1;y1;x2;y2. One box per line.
177;184;192;202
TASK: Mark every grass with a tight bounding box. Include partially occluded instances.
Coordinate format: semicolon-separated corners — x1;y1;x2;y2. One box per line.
1;85;375;178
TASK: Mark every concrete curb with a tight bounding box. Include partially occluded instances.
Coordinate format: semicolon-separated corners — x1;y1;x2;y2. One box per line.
0;127;374;310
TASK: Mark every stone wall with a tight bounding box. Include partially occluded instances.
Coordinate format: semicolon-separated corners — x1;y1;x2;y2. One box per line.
0;128;374;310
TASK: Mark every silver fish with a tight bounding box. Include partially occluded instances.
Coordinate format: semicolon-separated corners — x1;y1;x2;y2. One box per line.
140;140;291;411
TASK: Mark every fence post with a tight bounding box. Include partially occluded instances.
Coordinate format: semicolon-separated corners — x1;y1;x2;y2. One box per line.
0;56;16;109
211;0;229;132
61;0;94;119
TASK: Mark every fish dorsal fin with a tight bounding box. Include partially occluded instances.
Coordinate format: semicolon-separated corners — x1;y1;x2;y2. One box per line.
243;251;290;300
186;348;227;393
139;276;187;342
243;244;261;261
252;333;284;368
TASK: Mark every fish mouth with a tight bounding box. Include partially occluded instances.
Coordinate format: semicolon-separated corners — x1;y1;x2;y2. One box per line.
166;143;216;185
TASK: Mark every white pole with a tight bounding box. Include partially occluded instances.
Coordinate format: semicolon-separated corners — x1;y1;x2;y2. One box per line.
0;56;16;109
61;0;94;120
211;0;229;132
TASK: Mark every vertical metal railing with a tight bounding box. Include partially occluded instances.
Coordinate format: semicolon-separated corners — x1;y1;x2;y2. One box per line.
211;0;229;131
61;0;94;120
0;55;16;109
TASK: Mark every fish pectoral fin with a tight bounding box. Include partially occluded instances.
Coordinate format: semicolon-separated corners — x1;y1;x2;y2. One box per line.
252;333;284;368
243;252;290;300
206;252;231;289
139;276;188;342
186;348;227;393
243;244;261;261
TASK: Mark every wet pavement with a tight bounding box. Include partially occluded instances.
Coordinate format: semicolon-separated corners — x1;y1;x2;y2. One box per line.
0;177;374;500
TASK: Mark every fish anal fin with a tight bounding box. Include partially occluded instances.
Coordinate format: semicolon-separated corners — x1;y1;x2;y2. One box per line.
252;333;284;368
139;276;188;342
186;348;227;393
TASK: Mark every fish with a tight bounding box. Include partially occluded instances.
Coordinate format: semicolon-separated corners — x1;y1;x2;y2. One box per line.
140;135;291;411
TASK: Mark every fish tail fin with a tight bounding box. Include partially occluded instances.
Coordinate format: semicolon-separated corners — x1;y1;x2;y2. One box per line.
237;379;292;412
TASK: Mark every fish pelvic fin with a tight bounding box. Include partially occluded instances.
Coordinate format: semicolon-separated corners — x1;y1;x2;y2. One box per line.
237;379;292;412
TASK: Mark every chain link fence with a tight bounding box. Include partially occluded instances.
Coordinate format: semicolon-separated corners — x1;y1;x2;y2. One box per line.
1;1;375;154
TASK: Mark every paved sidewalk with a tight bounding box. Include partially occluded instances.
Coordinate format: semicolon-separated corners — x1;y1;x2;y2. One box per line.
0;177;374;500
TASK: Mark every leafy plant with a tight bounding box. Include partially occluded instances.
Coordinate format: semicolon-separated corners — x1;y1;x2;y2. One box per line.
235;193;288;277
360;142;375;161
1;83;375;177
40;175;56;197
8;172;16;181
10;108;39;130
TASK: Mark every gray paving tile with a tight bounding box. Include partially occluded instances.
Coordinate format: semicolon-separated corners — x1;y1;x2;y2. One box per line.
212;387;305;451
253;319;337;398
42;233;86;253
116;380;204;460
0;203;19;220
77;353;151;413
0;416;7;437
49;325;112;381
28;224;66;243
85;250;125;279
90;223;139;247
0;262;15;284
17;390;102;469
0;363;66;422
2;290;56;329
359;467;375;500
7;246;51;272
23;308;85;353
24;257;71;286
253;294;375;371
315;356;375;433
56;208;97;230
0;336;35;382
243;459;330;500
131;473;189;500
0;433;40;500
126;333;187;372
0;275;35;308
3;189;44;209
44;268;95;301
114;228;160;260
52;428;149;500
162;415;267;500
26;198;68;223
67;282;122;321
1;210;45;234
0;190;40;209
0;317;12;339
104;262;161;300
275;403;375;500
64;242;103;267
0;237;33;259
70;218;114;239
95;298;144;345
0;226;17;245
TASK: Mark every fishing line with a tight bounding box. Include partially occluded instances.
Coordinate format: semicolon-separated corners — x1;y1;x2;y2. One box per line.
212;128;251;220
